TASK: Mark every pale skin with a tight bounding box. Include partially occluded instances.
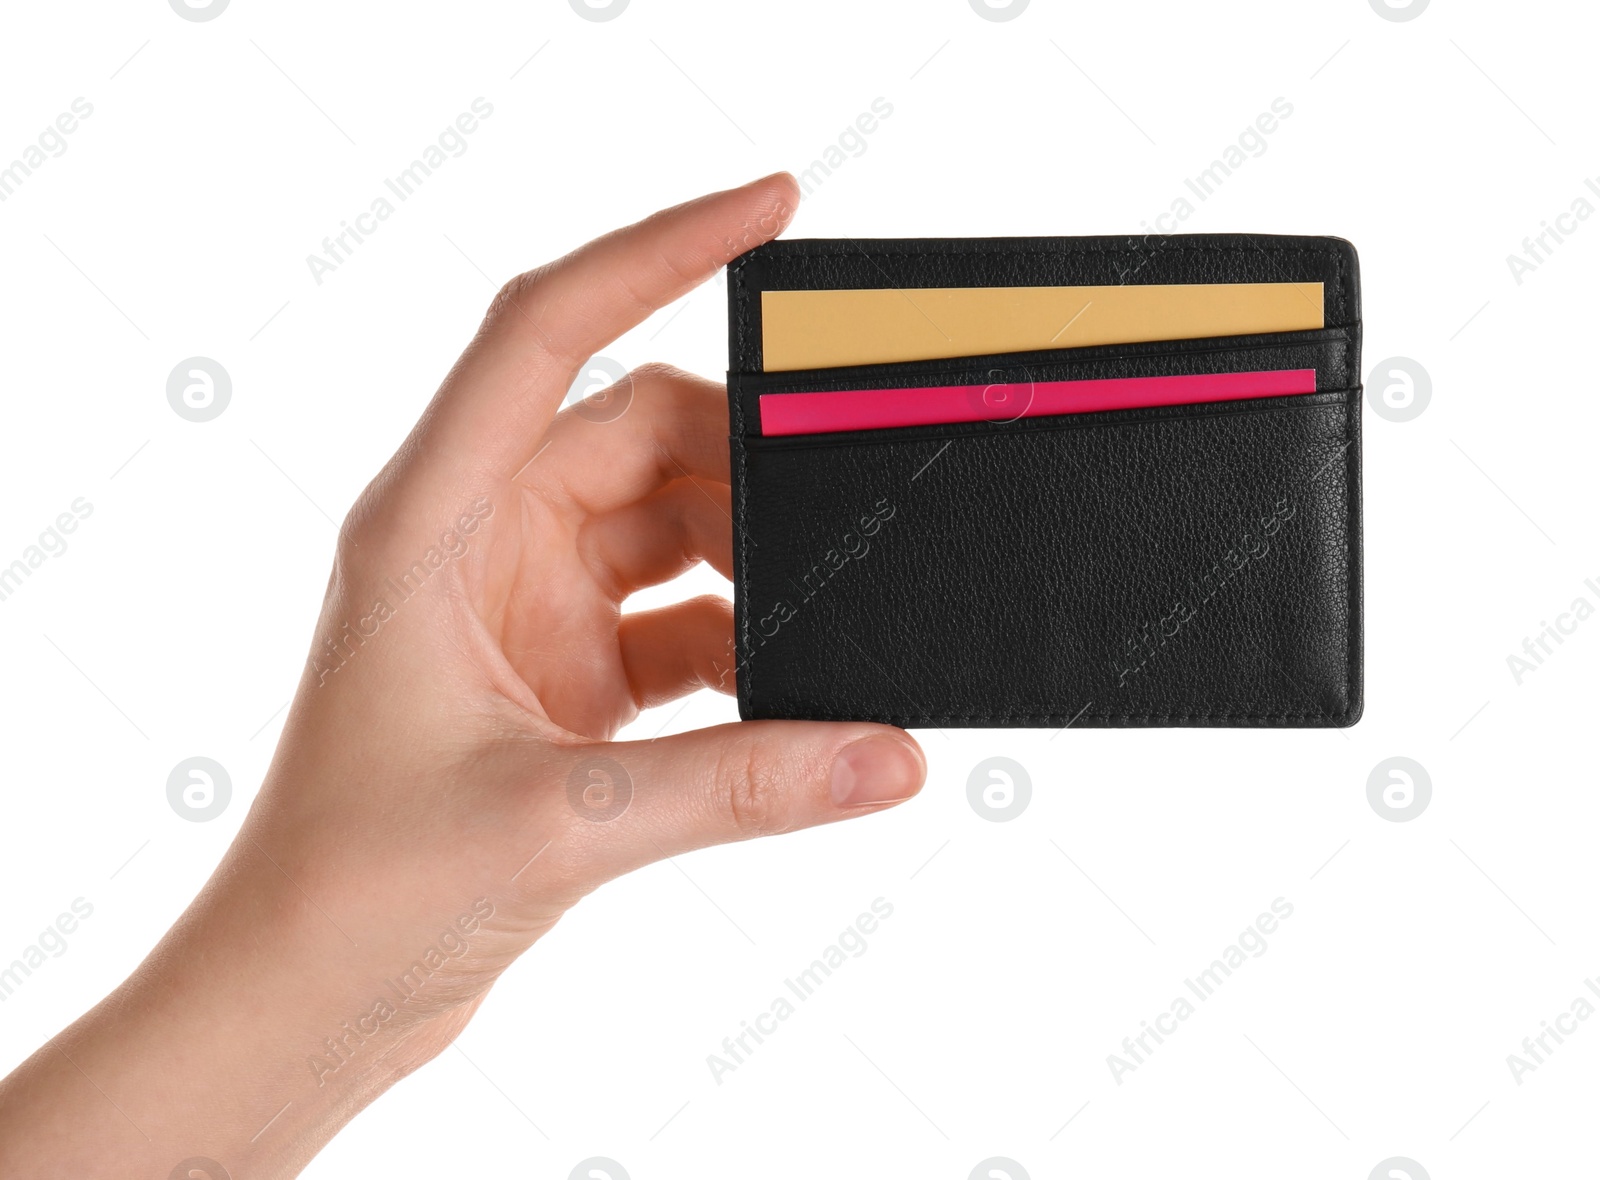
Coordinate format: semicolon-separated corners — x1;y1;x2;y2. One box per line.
0;173;927;1177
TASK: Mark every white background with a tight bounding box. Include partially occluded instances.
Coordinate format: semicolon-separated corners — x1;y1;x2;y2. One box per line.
1;1;1596;1177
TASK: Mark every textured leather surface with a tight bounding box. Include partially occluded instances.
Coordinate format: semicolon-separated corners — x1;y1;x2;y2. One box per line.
727;235;1363;728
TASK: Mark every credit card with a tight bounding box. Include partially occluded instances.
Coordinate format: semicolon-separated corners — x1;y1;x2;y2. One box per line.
758;368;1318;437
760;283;1325;371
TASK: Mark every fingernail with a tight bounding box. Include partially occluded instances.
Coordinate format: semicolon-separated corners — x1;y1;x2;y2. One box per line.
831;735;925;808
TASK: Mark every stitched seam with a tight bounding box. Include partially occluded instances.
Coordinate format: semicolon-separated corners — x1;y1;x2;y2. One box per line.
751;709;1356;724
1344;386;1361;716
732;255;753;710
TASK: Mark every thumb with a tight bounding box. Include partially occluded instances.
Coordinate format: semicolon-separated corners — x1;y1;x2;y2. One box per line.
561;722;926;874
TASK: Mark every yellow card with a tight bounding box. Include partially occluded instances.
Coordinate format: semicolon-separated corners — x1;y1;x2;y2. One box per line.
760;282;1324;371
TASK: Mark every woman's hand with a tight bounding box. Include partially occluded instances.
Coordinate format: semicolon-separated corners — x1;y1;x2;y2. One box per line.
0;172;925;1179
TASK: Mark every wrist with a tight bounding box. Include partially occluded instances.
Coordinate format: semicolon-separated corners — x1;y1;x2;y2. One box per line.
0;830;464;1177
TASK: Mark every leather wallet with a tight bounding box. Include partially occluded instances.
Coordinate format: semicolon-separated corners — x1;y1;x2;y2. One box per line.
726;235;1363;728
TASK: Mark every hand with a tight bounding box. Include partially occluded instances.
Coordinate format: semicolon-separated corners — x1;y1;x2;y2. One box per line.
0;173;926;1178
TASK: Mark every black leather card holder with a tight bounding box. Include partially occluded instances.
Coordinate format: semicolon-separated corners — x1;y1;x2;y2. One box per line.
726;235;1362;728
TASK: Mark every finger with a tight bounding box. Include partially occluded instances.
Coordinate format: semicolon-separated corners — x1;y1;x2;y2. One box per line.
418;172;799;478
535;364;730;514
554;723;926;878
617;595;736;708
581;479;733;597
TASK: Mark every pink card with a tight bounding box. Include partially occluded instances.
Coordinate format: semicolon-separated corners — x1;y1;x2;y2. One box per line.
759;368;1318;437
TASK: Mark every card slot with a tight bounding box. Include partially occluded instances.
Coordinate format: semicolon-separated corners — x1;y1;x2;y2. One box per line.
738;387;1356;452
731;388;1361;727
733;329;1352;436
729;235;1361;374
743;327;1352;390
758;369;1318;438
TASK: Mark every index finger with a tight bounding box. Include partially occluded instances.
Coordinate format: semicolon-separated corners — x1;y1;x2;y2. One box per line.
417;172;799;479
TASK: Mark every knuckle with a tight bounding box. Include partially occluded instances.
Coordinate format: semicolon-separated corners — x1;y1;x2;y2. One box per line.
651;241;703;288
333;475;406;572
628;363;720;421
485;265;581;372
716;739;790;838
627;360;681;389
680;595;735;640
486;266;546;322
682;592;732;616
524;837;600;910
336;491;381;554
332;503;380;583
